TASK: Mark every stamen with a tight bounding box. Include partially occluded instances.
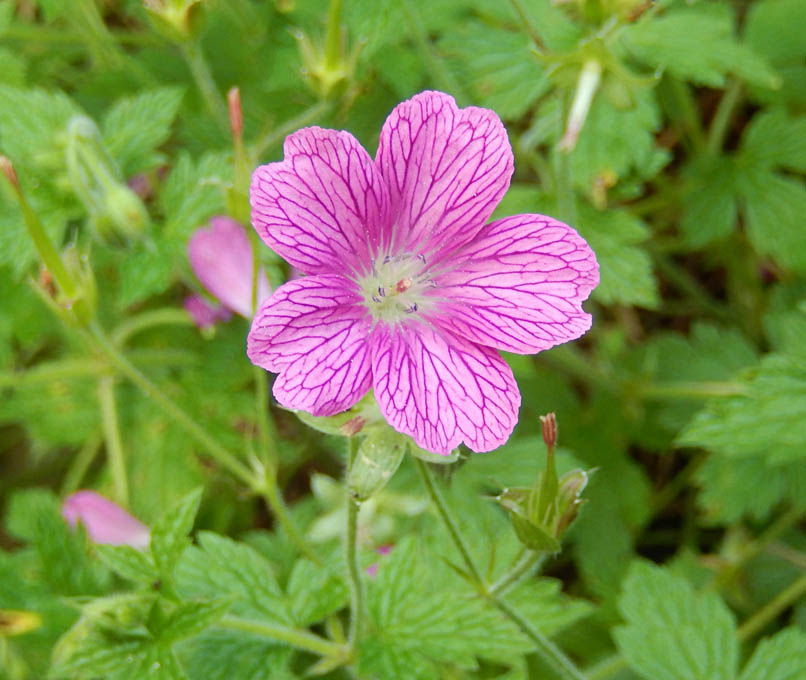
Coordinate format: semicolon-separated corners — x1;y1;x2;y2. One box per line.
405;303;418;313
378;286;386;297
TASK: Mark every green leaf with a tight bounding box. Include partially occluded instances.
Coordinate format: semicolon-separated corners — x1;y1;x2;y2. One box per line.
679;155;738;247
739;627;806;680
160;151;229;241
695;454;806;525
578;205;659;308
286;556;348;627
741;108;806;174
359;537;532;678
507;579;592;635
158;599;232;644
103;87;184;177
745;0;806;106
621;6;779;89
614;561;738;680
95;545;158;586
150;488;203;578
739;170;806;274
175;532;291;625
440;22;549;120
117;235;182;308
178;630;295;680
679;353;806;463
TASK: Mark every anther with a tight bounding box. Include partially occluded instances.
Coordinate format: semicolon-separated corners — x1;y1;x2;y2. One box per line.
378;286;386;297
405;303;418;313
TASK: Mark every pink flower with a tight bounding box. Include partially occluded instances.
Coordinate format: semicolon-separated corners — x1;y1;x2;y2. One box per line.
248;91;599;455
188;216;271;319
62;491;150;549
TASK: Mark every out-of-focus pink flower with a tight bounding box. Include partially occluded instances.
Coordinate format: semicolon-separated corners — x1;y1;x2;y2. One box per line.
62;491;150;550
184;294;232;330
365;544;393;578
188;216;271;319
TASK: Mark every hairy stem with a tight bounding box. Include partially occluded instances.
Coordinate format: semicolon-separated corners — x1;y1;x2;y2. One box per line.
346;437;365;645
508;0;547;52
219;616;348;659
61;434;102;497
97;375;128;507
324;0;343;72
706;79;742;156
489;551;545;598
111;308;193;346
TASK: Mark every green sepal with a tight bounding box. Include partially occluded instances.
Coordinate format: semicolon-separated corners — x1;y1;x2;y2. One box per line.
348;428;406;501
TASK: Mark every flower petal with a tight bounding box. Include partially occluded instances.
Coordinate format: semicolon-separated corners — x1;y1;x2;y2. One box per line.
371;322;520;454
251;128;391;277
428;214;599;353
188;217;271;318
248;275;372;416
376;91;513;264
62;491;150;549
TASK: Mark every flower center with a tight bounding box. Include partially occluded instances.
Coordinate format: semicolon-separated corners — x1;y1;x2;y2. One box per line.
359;252;434;323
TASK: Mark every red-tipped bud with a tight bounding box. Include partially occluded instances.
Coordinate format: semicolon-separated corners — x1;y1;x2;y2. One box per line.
227;87;243;139
0;155;20;192
540;412;557;451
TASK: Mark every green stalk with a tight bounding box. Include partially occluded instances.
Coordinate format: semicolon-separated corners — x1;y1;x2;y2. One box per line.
706;79;743;156
416;459;587;680
489;551;545;598
86;321;255;486
219;616;349;659
61;434;102;497
508;0;547;52
252;101;332;158
738;573;806;642
415;458;486;593
180;39;229;131
345;437;365;645
111;308;193;346
97;375;128;507
324;0;344;72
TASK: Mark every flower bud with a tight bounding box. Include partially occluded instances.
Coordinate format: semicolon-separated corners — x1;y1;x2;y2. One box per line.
143;0;205;43
62;491;150;550
184;294;232;331
188;217;271;319
0;610;42;637
348;428;405;501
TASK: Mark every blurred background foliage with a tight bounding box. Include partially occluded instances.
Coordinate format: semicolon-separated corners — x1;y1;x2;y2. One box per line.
0;1;804;679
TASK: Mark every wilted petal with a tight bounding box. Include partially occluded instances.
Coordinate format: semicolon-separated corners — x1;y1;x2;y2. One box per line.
376;91;513;264
248;275;372;416
188;216;271;318
429;214;599;353
62;491;150;549
371;322;520;455
251;128;391;277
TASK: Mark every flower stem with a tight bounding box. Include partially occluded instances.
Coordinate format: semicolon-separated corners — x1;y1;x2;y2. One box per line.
97;375;128;507
261;480;321;565
489;551;545;598
495;599;587;680
345;437;365;645
110;308;193;346
61;434;102;497
416;459;587;680
180;39;229;131
219;616;349;659
86;321;255;486
415;458;486;593
251;100;332;159
706;79;743;156
738;573;806;642
508;0;547;53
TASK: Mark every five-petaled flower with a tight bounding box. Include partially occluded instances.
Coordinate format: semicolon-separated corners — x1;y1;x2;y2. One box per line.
247;91;598;455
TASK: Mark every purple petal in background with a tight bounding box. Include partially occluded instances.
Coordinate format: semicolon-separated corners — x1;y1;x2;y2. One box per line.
429;214;599;353
370;321;520;455
188;216;271;318
375;91;513;264
184;294;232;329
251;127;391;277
248;275;373;416
62;491;150;549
